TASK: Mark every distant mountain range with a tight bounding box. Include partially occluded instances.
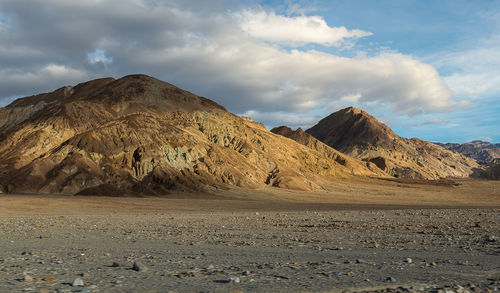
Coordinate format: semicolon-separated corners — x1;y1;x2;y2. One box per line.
435;141;500;163
0;74;493;195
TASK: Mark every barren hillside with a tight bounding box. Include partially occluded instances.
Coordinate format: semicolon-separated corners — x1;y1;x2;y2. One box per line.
306;107;480;179
0;75;380;195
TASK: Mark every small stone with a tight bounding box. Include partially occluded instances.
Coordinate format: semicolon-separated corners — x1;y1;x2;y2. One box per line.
386;276;396;283
229;276;240;283
487;235;496;242
114;275;125;279
111;262;120;267
255;212;260;216
411;286;425;291
23;275;34;282
41;276;57;282
405;258;413;264
132;261;148;272
72;278;84;286
206;264;215;270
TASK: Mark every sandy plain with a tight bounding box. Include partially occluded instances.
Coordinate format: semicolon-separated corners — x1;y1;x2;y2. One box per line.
0;178;499;293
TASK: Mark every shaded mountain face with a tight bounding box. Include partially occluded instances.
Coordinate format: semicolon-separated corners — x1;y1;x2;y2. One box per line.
270;126;387;177
0;75;381;195
435;141;500;163
484;159;500;180
306;107;480;180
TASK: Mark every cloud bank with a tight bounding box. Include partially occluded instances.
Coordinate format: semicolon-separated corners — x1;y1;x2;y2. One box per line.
0;0;463;125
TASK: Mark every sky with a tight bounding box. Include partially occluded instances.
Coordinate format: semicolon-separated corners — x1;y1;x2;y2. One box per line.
0;0;499;143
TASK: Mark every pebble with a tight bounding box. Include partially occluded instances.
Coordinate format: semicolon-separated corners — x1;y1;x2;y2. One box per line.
40;276;57;282
405;258;413;263
386;276;396;283
72;277;84;286
23;274;33;282
356;259;368;264
132;261;148;272
487;235;496;242
111;262;120;267
411;285;425;291
229;276;240;283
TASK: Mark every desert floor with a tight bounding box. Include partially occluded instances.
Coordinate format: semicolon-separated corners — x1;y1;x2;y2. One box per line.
0;178;499;293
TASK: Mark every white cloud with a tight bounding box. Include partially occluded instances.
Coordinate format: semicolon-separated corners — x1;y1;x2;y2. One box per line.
0;0;463;126
244;110;318;129
285;1;318;16
444;72;500;98
421;119;446;126
236;10;372;47
432;35;500;99
340;93;361;103
0;64;88;97
41;64;87;79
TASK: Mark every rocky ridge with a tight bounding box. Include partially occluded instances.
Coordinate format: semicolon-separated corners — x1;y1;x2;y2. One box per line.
270;126;386;177
436;140;500;163
305;107;480;180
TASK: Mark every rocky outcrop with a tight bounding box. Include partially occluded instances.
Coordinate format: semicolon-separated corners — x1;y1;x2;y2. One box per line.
306;107;481;180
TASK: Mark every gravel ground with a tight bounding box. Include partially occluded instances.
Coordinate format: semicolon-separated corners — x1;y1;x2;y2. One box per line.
0;208;499;293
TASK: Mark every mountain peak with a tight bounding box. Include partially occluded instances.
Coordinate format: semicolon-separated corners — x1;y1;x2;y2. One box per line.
343;106;363;114
306;106;395;150
4;74;227;114
306;107;479;179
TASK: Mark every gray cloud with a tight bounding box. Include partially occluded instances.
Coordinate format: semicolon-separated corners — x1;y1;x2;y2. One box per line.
0;0;464;125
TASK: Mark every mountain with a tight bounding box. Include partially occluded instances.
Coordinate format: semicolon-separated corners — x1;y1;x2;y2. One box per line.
0;75;381;195
306;107;480;180
270;126;387;177
435;141;500;163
